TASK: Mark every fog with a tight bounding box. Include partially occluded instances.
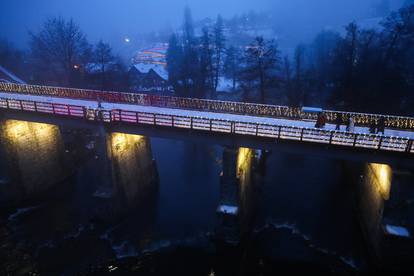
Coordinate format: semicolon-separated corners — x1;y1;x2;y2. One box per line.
0;0;407;50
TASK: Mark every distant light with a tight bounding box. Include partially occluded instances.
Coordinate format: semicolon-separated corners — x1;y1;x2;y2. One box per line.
124;37;130;43
73;65;79;69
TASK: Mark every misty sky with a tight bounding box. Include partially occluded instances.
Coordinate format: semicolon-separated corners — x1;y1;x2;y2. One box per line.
0;0;406;49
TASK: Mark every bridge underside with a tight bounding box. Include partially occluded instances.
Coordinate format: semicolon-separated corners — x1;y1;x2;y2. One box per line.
1;109;412;167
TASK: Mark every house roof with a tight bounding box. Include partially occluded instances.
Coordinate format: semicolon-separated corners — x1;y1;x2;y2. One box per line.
133;63;168;81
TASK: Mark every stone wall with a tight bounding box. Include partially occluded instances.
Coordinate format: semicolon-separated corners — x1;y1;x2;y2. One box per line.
106;132;158;209
0;119;66;203
217;147;259;241
353;162;392;261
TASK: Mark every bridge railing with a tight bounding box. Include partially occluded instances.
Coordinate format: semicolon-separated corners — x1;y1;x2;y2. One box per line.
2;83;414;131
111;109;413;153
1;96;413;154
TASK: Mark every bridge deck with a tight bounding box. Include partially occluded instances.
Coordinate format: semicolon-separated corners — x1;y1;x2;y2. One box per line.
2;91;414;140
1;91;414;155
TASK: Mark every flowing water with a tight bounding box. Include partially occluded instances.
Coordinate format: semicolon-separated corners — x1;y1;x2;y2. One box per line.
0;133;367;275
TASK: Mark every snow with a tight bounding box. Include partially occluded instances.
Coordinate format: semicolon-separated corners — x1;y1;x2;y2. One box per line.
385;225;411;238
134;63;168;81
217;77;237;93
302;106;323;113
1;91;414;140
85;62;116;74
217;205;238;215
0;65;26;84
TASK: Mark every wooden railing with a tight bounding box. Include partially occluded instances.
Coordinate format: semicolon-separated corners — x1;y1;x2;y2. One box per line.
1;82;414;130
1;97;413;154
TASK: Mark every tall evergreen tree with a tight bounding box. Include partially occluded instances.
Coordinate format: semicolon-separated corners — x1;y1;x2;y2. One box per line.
199;27;214;97
223;46;240;90
166;33;184;94
213;14;226;92
94;40;114;90
294;44;306;105
181;6;199;97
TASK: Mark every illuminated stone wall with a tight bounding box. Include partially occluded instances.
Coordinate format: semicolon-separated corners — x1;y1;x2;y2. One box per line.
218;147;258;238
356;162;393;259
106;132;158;209
0;119;66;201
237;147;256;233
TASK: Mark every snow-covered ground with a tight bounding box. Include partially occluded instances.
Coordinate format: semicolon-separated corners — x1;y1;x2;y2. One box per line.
1;91;414;140
217;77;237;93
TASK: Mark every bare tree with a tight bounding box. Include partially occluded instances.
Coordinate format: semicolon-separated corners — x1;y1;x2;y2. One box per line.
240;36;280;103
94;40;114;90
30;17;91;86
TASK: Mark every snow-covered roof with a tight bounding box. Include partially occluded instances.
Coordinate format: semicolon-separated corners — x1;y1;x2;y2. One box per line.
0;65;26;84
217;205;238;215
302;107;323;113
134;63;168;81
385;224;411;238
85;62;118;74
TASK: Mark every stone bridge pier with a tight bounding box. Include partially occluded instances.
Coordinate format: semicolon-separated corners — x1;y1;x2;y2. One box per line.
348;161;414;269
216;147;263;243
93;127;159;220
0;119;67;205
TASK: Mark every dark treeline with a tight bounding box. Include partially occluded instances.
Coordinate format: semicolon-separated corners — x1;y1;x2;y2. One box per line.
293;4;414;115
1;4;413;116
166;7;227;98
0;17;128;91
167;4;414;116
166;7;281;101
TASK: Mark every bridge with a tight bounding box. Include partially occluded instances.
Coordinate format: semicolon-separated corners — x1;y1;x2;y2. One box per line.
1;82;413;160
1;82;413;265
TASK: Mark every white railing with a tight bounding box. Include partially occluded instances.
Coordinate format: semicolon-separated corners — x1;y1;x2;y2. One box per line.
1;96;413;154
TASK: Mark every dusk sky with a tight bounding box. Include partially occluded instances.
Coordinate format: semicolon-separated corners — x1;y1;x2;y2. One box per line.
0;0;406;49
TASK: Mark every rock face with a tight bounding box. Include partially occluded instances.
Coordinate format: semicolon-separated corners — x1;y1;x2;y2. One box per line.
0;119;66;204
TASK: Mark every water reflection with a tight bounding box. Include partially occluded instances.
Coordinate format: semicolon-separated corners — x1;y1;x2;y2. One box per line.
0;124;382;274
